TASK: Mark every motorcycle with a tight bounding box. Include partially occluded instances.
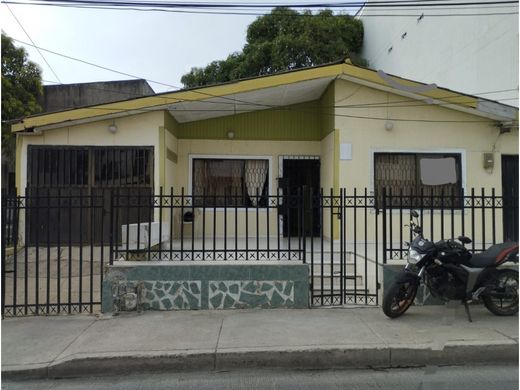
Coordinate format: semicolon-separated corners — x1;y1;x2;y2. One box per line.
382;210;519;321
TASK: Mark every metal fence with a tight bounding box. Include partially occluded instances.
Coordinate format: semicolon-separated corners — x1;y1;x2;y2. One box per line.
1;187;516;316
110;188;307;263
1;191;107;317
381;188;518;262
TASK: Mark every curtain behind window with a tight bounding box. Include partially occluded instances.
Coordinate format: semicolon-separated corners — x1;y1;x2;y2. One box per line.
244;160;268;206
193;159;244;206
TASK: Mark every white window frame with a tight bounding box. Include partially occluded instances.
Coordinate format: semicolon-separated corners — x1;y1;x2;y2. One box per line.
188;154;273;211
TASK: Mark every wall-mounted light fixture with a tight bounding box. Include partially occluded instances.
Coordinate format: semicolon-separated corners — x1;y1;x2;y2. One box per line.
385;121;394;131
108;123;118;134
227;130;235;139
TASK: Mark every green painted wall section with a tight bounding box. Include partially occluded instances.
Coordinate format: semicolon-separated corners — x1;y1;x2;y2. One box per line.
164;111;180;137
319;82;335;140
176;101;322;141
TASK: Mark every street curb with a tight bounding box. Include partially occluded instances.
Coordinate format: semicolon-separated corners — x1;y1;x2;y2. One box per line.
2;342;518;380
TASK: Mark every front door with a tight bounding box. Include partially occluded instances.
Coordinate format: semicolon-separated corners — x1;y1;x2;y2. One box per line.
281;158;320;237
502;155;518;242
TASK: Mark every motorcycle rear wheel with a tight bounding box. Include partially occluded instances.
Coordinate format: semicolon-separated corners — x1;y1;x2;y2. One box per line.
483;269;518;316
382;281;418;318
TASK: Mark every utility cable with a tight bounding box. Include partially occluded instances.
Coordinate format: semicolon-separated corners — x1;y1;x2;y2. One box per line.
11;0;520;9
9;39;517;118
4;3;63;83
2;0;518;16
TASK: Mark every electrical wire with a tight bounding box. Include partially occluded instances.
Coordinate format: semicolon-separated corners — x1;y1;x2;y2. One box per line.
2;0;518;16
4;3;62;83
10;0;520;9
24;101;517;124
13;37;518;107
9;39;517;121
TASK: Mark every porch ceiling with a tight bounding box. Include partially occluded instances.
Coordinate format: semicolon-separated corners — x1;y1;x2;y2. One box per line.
167;77;335;123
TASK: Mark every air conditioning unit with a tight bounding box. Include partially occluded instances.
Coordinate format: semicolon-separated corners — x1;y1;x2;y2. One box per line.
121;222;170;250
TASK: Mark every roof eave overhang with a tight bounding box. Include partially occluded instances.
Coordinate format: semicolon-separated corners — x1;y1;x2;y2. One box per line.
12;64;345;133
12;61;517;133
338;67;517;122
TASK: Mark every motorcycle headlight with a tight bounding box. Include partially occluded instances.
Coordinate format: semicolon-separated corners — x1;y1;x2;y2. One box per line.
408;249;426;265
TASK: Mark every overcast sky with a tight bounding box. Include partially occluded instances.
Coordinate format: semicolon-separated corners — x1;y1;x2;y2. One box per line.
1;3;262;93
1;2;361;94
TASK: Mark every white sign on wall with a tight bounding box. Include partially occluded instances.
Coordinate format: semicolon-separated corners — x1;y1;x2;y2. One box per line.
340;143;352;160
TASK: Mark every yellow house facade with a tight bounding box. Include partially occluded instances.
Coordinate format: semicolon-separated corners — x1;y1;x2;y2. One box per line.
12;59;518;246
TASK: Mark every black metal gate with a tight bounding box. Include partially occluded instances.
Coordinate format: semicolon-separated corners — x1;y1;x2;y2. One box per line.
309;189;381;306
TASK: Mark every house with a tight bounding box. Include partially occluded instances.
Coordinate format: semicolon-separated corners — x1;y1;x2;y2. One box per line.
12;58;518;211
6;58;519;313
357;0;519;106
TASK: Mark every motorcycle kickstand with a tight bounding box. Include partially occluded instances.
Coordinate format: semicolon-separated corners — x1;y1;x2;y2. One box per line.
463;300;473;322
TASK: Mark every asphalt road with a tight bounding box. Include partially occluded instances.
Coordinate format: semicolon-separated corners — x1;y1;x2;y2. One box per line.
2;364;518;390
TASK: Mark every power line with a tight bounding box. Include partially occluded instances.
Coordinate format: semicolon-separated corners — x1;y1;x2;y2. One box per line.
12;0;520;8
4;3;63;83
2;0;518;16
11;39;517;115
28;101;516;123
11;38;284;109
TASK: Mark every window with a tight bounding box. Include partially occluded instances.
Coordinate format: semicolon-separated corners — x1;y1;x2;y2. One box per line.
374;153;462;208
192;158;269;207
28;146;153;188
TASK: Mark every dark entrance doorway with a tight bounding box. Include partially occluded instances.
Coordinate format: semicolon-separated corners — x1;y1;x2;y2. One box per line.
280;158;320;237
502;155;519;242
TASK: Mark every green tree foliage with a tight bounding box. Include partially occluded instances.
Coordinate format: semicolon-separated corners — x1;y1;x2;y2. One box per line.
181;8;366;88
1;32;43;171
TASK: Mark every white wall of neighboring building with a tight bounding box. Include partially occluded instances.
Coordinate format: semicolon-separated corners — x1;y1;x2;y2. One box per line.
358;0;519;106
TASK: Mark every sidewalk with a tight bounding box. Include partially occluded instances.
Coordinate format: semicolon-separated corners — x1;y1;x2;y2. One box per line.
2;304;518;379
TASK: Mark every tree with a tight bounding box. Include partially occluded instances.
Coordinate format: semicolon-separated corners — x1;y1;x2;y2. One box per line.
1;32;43;185
181;8;366;88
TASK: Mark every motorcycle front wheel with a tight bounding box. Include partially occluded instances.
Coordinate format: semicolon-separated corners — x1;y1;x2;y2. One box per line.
382;281;418;318
483;269;518;316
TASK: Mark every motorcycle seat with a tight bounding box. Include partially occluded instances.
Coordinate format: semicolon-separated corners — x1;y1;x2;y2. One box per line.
469;242;519;268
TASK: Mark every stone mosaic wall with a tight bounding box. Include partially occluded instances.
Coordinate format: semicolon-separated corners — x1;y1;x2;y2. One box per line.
102;263;309;312
141;281;202;310
208;281;294;309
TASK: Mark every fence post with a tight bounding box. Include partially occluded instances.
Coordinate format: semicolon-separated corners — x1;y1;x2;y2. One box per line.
109;189;114;265
382;188;387;264
1;193;7;318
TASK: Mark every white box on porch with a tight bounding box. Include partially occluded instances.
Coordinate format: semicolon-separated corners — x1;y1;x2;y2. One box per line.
121;222;170;250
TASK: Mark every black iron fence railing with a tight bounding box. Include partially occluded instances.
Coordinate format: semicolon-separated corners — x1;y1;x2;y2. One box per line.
109;188;308;262
1;187;516;316
1;189;106;317
381;188;518;262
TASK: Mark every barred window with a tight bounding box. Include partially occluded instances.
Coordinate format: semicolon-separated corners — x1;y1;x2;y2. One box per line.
374;153;462;208
192;158;269;207
27;146;153;188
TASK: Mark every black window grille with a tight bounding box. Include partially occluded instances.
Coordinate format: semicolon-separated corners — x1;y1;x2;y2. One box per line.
28;146;153;188
374;153;462;208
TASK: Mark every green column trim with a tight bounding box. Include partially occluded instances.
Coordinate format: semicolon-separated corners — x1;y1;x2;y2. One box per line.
15;135;22;195
159;126;166;188
333;129;340;240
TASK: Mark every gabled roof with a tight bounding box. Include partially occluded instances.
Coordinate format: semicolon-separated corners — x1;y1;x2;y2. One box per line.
12;59;518;133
